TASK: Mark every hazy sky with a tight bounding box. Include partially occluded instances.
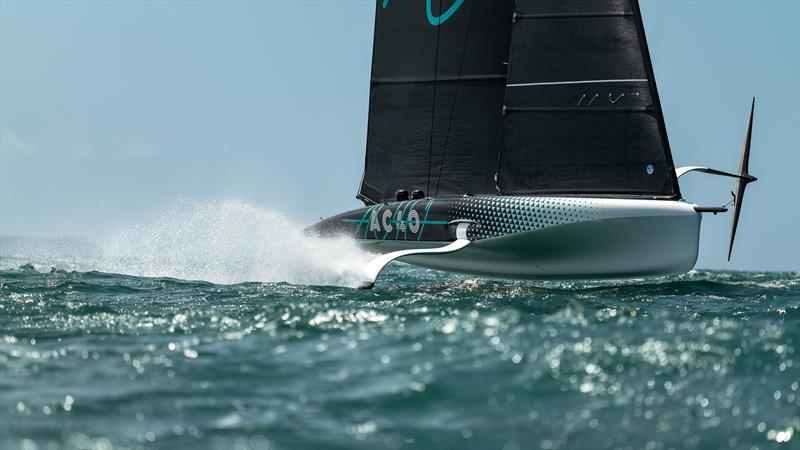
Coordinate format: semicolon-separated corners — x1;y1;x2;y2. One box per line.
1;0;798;271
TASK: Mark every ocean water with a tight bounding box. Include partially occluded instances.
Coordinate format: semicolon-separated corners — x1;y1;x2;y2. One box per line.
1;202;798;450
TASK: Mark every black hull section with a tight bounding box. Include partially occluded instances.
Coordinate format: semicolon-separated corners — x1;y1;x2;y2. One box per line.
308;198;457;243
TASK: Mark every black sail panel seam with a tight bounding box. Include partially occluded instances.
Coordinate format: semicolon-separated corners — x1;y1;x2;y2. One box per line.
372;74;506;84
515;12;633;20
505;107;655;113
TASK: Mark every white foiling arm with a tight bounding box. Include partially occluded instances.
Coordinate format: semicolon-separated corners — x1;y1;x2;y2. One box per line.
675;166;710;178
360;222;472;289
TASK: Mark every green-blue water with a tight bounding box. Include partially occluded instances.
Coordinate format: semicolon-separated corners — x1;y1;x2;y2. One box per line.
0;265;800;449
2;263;798;450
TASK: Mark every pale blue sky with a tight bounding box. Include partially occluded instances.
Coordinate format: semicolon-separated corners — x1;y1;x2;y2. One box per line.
1;0;798;271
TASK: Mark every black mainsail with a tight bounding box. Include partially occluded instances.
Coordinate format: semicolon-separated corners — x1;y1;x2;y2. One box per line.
358;0;681;204
358;0;513;204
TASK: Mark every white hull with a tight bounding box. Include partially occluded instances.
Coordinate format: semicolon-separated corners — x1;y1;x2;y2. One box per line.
357;199;701;279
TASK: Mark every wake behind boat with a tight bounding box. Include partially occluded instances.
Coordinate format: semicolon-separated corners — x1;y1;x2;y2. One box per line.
310;0;757;287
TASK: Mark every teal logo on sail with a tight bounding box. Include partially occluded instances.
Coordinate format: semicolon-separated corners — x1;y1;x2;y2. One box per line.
382;0;465;26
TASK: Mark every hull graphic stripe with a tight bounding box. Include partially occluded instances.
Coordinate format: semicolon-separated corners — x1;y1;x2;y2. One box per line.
417;200;435;242
350;205;376;235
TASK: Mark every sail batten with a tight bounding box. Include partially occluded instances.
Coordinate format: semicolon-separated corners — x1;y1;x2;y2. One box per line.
373;74;506;84
515;11;633;19
505;107;653;113
507;79;648;87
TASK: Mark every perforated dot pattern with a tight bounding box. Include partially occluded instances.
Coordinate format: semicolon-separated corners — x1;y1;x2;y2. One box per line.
448;196;603;240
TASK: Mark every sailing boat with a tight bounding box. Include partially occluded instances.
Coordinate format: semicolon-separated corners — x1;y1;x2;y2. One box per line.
309;0;757;288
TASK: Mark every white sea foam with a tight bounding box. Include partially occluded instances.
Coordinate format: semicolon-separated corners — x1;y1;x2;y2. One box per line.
96;200;372;287
1;200;374;287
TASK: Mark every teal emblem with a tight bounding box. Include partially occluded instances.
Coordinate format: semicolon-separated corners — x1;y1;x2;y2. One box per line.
382;0;465;26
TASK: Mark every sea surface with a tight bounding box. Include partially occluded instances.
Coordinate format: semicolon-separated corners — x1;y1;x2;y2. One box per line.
1;204;798;450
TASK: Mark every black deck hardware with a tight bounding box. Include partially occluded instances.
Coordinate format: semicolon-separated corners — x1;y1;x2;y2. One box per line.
694;206;729;215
